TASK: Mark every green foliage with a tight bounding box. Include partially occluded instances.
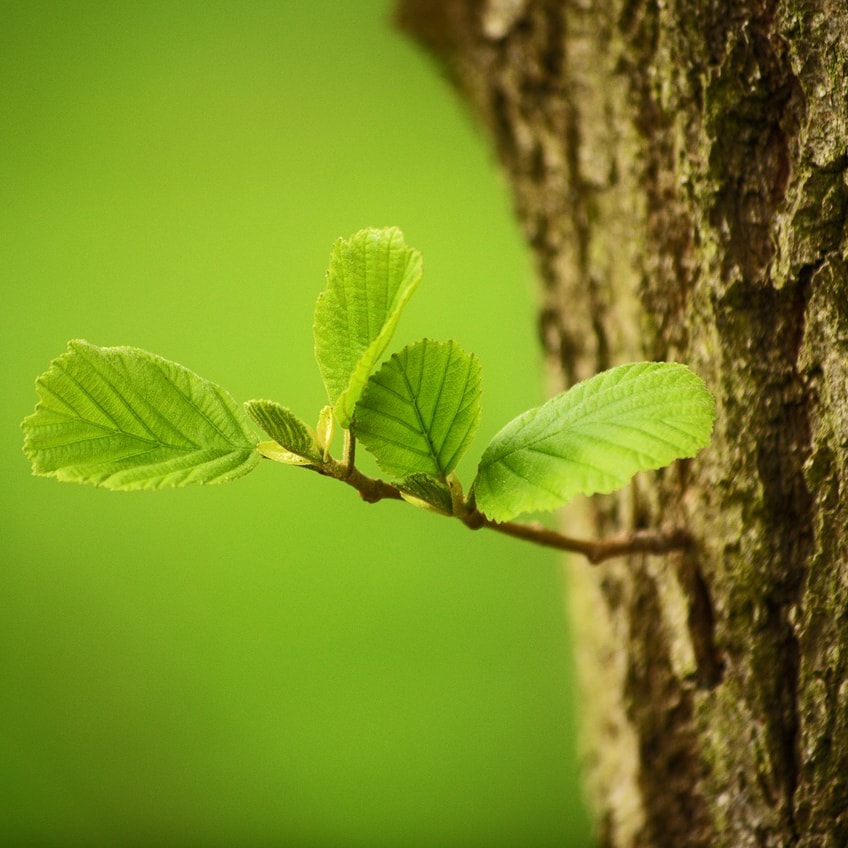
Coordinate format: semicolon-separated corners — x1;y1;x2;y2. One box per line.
397;474;454;515
21;227;716;557
22;340;260;490
245;400;322;465
353;338;482;481
472;362;716;522
313;227;422;428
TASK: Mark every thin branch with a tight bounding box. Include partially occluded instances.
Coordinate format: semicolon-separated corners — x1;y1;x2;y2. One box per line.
343;465;404;504
315;454;404;504
301;448;691;563
471;515;693;564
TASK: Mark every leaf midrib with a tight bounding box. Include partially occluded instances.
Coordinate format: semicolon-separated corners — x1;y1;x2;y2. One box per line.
57;345;250;452
484;386;709;465
395;342;449;480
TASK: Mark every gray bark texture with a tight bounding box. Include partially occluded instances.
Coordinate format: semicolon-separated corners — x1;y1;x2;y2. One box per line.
397;1;848;846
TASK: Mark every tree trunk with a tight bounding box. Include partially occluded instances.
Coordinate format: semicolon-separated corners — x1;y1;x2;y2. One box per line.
397;2;848;845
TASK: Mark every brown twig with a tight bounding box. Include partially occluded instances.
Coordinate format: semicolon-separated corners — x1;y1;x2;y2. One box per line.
299;454;691;563
315;454;404;504
471;515;692;564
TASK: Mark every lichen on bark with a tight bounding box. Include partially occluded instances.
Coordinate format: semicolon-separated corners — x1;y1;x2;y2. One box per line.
398;1;848;846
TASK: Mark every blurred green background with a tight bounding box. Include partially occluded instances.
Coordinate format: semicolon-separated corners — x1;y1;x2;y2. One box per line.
1;2;591;845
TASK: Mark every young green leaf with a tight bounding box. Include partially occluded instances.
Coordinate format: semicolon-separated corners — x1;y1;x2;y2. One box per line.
398;473;454;515
244;399;322;464
313;227;422;428
353;338;482;481
22;340;261;490
472;361;716;522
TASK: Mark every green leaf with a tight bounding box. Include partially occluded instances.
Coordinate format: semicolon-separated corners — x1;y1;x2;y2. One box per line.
472;361;716;522
244;399;322;464
22;340;261;490
313;227;423;428
353;338;482;481
398;473;454;515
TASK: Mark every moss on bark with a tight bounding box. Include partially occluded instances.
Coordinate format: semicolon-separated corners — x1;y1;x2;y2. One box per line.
399;1;848;845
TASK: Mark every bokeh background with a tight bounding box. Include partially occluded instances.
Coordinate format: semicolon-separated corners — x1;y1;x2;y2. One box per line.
1;3;592;845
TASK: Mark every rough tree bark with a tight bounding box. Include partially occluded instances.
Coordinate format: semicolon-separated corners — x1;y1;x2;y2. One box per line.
397;2;848;846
